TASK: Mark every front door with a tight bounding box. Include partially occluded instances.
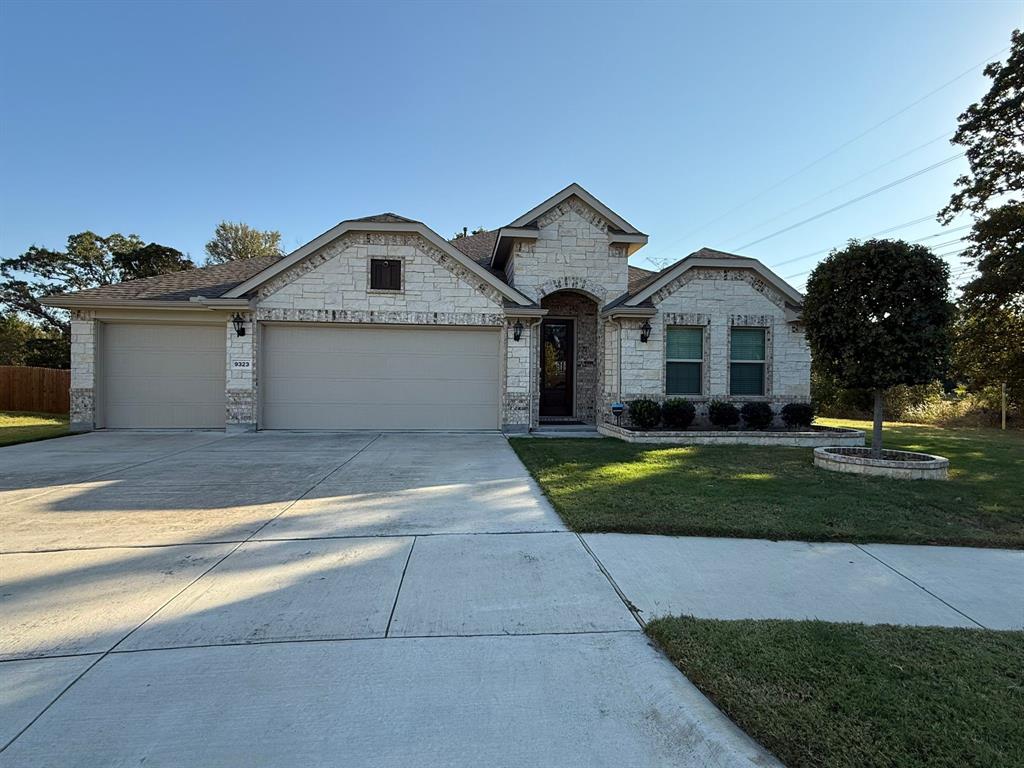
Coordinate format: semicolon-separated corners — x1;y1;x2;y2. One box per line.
540;319;574;418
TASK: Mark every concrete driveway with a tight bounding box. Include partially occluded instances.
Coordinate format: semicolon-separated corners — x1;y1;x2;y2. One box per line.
0;431;775;767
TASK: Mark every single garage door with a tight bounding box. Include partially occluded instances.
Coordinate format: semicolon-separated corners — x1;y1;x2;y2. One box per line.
100;323;226;428
261;325;500;430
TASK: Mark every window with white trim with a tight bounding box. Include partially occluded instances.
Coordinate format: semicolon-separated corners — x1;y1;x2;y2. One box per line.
730;327;766;396
666;326;703;395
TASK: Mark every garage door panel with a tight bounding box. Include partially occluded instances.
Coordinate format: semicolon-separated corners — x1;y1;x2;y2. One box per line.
262;325;499;430
263;378;497;405
265;403;497;431
103;351;224;378
101;324;226;429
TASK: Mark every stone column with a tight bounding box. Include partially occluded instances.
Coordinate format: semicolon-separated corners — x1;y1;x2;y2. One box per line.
501;318;532;432
69;312;96;432
225;312;257;432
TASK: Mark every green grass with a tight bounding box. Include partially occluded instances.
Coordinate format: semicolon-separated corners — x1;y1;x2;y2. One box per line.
510;420;1024;548
646;617;1024;768
0;410;70;447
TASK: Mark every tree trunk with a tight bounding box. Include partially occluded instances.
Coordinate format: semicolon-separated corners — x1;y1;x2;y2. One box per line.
872;389;884;459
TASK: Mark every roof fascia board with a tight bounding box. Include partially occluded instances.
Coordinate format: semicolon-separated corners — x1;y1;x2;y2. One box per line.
601;306;657;319
488;227;540;268
224;220;533;306
503;306;548;318
506;183;643;234
625;257;804;307
40;297;235;311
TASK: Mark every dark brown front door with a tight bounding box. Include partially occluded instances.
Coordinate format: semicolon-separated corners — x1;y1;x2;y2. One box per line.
540;319;574;418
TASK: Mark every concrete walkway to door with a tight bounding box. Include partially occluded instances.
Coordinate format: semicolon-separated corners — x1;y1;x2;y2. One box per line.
0;431;778;767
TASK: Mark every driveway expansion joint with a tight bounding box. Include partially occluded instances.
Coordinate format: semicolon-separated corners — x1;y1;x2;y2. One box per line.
852;544;988;629
575;533;647;628
0;432;384;754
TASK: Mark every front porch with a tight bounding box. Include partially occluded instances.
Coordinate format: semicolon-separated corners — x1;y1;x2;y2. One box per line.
537;290;601;427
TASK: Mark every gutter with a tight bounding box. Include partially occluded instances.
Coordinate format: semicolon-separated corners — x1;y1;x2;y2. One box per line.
40;296;251;311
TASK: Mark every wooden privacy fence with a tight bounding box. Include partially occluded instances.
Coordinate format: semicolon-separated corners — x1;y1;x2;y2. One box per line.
0;366;70;414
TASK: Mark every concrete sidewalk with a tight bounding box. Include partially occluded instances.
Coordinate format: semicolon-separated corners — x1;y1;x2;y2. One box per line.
584;534;1024;630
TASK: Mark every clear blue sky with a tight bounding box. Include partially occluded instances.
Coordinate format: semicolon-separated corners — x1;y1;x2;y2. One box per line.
1;1;1018;291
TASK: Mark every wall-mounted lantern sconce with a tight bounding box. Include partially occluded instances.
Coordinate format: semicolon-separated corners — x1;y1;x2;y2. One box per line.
232;313;246;337
513;320;524;341
640;319;652;343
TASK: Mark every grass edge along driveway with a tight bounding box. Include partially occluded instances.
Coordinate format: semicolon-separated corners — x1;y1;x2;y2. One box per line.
646;616;1024;768
509;420;1023;548
0;410;70;447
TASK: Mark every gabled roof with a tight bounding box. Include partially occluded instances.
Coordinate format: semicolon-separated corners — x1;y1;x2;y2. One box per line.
604;247;804;315
349;212;422;224
506;182;645;234
42;256;281;307
490;183;648;269
223;217;533;305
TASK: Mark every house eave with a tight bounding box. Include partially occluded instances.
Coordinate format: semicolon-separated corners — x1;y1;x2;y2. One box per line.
489;227;540;270
601;306;657;319
625;256;804;307
505;182;643;234
223;220;534;306
40;297;242;311
608;232;649;256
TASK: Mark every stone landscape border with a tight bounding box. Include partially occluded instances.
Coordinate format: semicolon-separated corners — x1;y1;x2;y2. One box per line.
813;446;949;480
598;422;865;447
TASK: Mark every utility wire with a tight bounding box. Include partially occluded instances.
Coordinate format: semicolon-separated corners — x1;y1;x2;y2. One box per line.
641;46;1009;262
768;221;971;271
736;154;964;250
785;245;972;282
724;131;954;245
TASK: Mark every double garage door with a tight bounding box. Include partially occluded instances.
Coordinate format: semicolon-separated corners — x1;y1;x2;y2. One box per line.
261;325;500;430
99;322;500;430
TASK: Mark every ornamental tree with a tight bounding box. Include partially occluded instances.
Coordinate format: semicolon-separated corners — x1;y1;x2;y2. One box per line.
803;239;953;456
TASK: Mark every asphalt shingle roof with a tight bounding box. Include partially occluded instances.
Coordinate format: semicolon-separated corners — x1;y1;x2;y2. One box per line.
349;213;422;224
449;229;498;267
46;256;281;302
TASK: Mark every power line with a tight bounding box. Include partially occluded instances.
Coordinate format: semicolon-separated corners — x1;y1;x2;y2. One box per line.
784;245;972;282
641;46;1008;262
766;215;938;269
736;154;964;250
724;131;954;245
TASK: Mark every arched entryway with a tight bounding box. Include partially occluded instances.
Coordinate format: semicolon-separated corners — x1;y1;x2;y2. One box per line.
538;290;600;424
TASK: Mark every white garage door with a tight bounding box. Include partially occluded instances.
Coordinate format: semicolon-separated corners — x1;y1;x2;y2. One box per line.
261;325;500;430
100;323;226;428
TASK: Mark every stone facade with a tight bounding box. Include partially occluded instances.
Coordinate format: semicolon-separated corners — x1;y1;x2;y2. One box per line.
69;311;96;431
508;199;628;304
60;192;812;434
260;232;504;315
226;312;257;431
606;270;811;428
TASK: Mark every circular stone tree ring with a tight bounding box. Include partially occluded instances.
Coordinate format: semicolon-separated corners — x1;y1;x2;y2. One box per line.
813;446;949;480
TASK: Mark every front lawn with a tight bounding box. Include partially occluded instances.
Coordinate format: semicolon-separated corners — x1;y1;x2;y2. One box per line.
510;420;1023;548
0;410;70;447
646;616;1024;768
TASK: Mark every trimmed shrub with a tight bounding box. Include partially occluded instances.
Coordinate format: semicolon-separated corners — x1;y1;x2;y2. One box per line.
740;401;774;430
662;399;696;429
708;400;740;429
781;402;815;428
628;398;661;429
